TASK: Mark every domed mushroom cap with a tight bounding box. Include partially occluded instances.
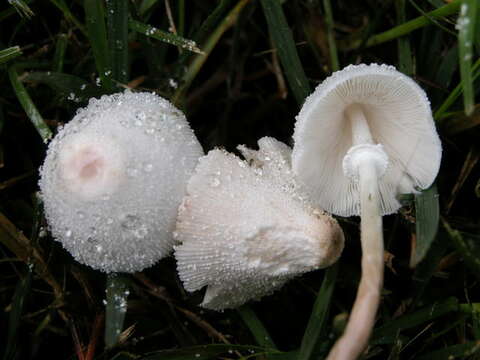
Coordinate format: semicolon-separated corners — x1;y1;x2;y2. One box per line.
174;138;344;310
39;91;203;273
292;63;442;216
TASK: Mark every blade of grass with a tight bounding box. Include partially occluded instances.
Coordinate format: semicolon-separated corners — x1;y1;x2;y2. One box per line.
396;0;413;76
9;0;34;18
0;46;22;65
442;219;480;282
0;1;30;22
138;344;280;360
50;0;87;36
260;0;310;105
172;0;250;105
372;297;459;345
106;0;129;83
129;19;202;54
84;0;114;91
8;66;52;142
322;0;339;72
137;0;159;18
360;0;461;49
105;274;130;348
298;264;339;360
410;184;440;268
3;269;33;360
0;211;64;296
52;34;68;73
408;0;457;36
178;0;185;37
0;103;4;135
238;305;277;350
0;103;3;167
416;341;480;360
456;0;478;116
23;71;104;101
435;57;480;120
443;105;480;135
175;0;233;70
410;233;448;308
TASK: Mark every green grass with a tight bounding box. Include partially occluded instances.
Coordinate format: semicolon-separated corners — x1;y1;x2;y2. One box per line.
1;1;479;359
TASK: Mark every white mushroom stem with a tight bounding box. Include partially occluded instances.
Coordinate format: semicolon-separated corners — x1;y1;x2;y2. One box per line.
327;160;384;360
349;104;373;145
327;105;387;360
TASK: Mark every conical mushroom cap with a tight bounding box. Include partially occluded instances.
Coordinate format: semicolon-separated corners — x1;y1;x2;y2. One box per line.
174;137;344;310
292;64;442;216
39;91;203;273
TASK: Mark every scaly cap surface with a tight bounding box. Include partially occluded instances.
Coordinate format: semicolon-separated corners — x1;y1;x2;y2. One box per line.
175;138;344;310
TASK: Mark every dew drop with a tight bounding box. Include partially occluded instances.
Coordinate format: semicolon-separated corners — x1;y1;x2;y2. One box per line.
126;167;139;178
121;214;148;239
210;178;220;187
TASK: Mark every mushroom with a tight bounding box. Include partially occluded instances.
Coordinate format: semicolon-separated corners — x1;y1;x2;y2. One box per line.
39;91;203;273
174;137;344;310
292;64;442;359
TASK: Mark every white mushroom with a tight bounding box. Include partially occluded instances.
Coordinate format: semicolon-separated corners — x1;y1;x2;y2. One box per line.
174;137;344;310
292;64;442;360
39;91;203;273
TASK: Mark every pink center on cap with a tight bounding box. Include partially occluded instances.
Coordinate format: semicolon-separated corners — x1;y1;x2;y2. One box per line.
75;148;105;180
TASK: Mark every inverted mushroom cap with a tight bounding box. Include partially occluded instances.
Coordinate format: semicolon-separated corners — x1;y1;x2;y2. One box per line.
292;63;442;216
39;91;203;273
174;137;344;310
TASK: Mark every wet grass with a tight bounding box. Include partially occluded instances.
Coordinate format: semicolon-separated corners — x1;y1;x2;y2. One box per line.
1;0;479;359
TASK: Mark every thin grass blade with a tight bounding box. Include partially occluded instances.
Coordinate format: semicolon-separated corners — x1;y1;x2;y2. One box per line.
137;0;159;18
50;0;87;36
138;344;279;360
8;66;52;142
442;105;480;135
260;0;310;105
84;0;114;90
238;305;277;350
0;46;22;66
175;0;233;70
52;34;68;73
363;0;461;48
416;341;480;360
435;57;480;120
396;0;413;76
105;273;130;348
372;297;459;345
410;184;440;268
322;0;339;72
298;264;338;360
172;0;250;105
442;219;480;282
177;0;185;37
23;71;104;102
456;0;478;116
9;0;34;18
3;270;33;360
410;233;448;308
129;19;202;54
106;0;129;83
